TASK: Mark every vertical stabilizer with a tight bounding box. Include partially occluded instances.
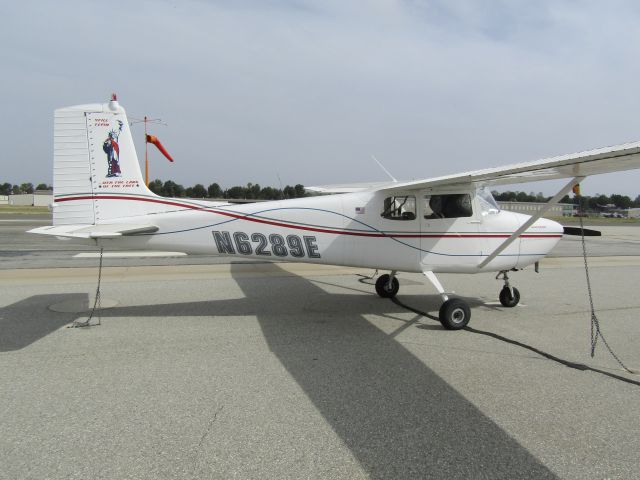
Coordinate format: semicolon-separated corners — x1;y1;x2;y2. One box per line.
53;98;163;225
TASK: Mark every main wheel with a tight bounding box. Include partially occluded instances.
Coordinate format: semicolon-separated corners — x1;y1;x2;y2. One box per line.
439;298;471;330
499;286;520;307
375;274;399;298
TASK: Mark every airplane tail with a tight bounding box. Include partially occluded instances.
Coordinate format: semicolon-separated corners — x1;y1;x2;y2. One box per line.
53;97;167;226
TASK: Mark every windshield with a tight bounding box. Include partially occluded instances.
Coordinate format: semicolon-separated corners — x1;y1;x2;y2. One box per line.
477;188;500;214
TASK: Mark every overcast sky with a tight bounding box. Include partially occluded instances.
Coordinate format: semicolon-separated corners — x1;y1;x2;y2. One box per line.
3;0;640;195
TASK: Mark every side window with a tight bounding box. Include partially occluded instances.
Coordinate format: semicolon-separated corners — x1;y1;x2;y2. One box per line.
477;187;500;215
381;195;416;220
424;194;472;219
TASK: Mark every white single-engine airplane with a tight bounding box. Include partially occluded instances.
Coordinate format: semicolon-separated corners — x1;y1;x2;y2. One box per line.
30;98;640;329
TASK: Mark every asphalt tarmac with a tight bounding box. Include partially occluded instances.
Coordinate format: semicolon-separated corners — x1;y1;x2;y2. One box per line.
1;215;640;479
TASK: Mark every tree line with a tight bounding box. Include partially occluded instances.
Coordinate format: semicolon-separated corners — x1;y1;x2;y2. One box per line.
0;179;306;200
492;190;640;210
147;179;307;200
4;181;640;209
0;183;51;195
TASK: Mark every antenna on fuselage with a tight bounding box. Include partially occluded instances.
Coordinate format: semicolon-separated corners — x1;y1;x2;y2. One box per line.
371;155;397;182
276;173;285;199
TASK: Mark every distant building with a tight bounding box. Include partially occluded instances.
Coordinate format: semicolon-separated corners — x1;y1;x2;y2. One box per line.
497;201;575;217
8;190;53;207
627;208;640;219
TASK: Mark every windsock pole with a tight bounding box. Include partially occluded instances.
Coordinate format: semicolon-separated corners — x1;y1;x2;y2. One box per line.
144;116;149;186
130;109;167;185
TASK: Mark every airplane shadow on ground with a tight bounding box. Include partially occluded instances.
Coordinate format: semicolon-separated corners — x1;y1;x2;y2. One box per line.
226;264;556;479
1;266;556;478
0;293;87;352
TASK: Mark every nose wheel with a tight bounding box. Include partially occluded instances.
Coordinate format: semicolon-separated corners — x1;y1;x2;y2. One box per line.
499;286;520;307
497;270;520;307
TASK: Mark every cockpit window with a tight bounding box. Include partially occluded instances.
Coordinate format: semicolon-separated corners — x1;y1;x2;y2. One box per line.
424;194;473;219
477;188;500;215
381;195;416;220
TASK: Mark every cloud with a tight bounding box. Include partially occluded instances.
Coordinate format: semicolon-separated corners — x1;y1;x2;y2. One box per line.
2;0;640;194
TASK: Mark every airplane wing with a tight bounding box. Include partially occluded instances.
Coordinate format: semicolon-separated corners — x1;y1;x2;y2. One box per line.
28;224;159;239
306;181;395;194
379;141;640;191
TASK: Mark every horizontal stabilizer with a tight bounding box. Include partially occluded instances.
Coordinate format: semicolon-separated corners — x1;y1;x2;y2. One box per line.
28;223;158;239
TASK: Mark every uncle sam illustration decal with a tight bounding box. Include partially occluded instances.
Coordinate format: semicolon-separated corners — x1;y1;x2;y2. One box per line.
103;120;124;177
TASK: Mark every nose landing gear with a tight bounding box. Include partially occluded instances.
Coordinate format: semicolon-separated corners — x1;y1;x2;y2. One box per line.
497;270;520;307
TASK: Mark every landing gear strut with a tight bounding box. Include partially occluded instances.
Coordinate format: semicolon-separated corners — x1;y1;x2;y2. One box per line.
374;270;472;330
497;270;520;307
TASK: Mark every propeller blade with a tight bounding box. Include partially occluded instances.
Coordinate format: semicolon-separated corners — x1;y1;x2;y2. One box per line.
563;226;602;236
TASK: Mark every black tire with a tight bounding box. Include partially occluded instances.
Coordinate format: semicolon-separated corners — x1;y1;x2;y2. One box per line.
499;286;520;307
375;274;399;298
439;298;471;330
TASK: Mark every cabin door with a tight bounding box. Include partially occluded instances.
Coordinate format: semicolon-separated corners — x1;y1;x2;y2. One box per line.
420;192;481;271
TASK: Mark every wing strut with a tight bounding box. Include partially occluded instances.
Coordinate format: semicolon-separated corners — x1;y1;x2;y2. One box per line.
478;176;584;269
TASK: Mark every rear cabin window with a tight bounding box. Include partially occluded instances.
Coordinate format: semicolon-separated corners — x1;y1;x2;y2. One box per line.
381;195;416;220
424;194;473;219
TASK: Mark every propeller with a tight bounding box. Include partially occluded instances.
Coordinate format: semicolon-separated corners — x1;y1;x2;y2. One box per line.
563;226;601;236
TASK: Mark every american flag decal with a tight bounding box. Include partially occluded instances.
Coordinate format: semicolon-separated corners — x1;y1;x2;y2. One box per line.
355;207;365;214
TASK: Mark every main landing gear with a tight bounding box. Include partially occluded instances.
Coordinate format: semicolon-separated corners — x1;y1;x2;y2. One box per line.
375;271;399;298
374;269;522;329
373;270;472;330
423;271;471;330
496;270;520;308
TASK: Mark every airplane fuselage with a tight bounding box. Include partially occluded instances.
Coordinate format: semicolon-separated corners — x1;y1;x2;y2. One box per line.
71;189;563;274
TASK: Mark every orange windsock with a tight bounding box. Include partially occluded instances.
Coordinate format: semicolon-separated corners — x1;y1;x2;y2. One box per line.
572;183;581;196
146;134;174;162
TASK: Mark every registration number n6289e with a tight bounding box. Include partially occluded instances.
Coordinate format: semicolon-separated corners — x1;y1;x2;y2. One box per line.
212;231;321;258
